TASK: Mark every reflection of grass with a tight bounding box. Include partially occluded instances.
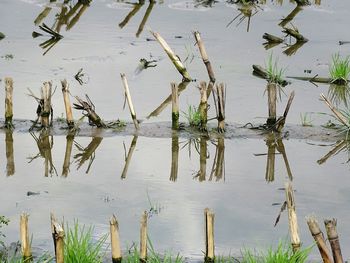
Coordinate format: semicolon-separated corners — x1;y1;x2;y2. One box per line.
300;113;313;127
266;53;286;85
328;84;350;107
329;53;350;85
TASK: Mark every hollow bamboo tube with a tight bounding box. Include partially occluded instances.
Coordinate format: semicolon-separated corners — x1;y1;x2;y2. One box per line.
5;131;15;176
267;82;277;126
170;134;179;182
171;82;179;130
4;77;14;129
324;219;344;263
151;31;191;81
216;83;225;133
51;215;64;263
198;82;208;130
285;182;300;252
204;208;215;262
20;213;32;260
110;215;122;263
194;32;215;85
306;216;332;263
120;74;139;130
41;81;52;128
321;94;349;128
61;79;74;129
140;211;147;262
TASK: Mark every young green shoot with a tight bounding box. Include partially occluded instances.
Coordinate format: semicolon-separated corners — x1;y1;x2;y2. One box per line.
265;53;286;86
300;112;313;127
329;53;350;85
182;105;202;127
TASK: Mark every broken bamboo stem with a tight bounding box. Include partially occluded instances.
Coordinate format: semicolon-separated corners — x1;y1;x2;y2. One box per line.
324;219;344;263
52;218;65;263
285;182;301;252
120;73;139;130
110;215;122;263
20;213;32;261
151;31;192;81
194;31;215;85
216;83;226;133
41;81;53;128
198;81;208;130
140;211;148;262
204;208;215;262
267;82;277;126
275;91;295;133
4;77;14;129
262;33;284;44
136;1;155;37
171;82;179;130
320;93;350;128
317;140;347;165
283;27;308;42
61;79;74;129
306;215;332;263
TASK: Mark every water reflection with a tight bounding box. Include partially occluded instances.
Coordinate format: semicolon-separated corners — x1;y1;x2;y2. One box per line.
62;133;75;177
121;136;138;179
28;130;57;177
209;137;225;181
5;131;15;177
327;84;350;107
74;137;103;174
226;2;261;32
317;140;350;165
170;133;179;181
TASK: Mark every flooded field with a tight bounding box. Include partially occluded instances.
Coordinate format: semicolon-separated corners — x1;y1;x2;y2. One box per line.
1;0;350;261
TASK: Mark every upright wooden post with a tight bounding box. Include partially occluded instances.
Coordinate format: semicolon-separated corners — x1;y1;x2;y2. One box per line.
20;213;32;261
61;79;74;129
4;77;14;129
140;211;148;262
324;219;344;263
120;74;140;130
51;214;64;263
204;208;215;262
110;215;122;263
306;216;332;263
267;82;277;126
171;83;179;130
198;82;208;130
41;81;53;128
216;83;226;133
285;182;301;252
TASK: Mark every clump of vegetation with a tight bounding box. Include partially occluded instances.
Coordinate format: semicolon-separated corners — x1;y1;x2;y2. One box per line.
265;53;286;86
183;105;202;127
329;53;350;85
64;221;107;263
300;112;313;127
0;216;10;248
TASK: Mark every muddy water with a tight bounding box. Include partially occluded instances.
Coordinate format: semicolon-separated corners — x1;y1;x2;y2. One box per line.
1;0;350;261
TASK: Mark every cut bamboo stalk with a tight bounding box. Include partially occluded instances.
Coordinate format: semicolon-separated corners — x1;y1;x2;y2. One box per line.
198;81;208;130
52;217;65;263
216;83;226;133
204;208;215;262
170;133;179;182
171;82;179;130
4;77;14;129
61;79;74;129
263;33;284;44
140;211;148;262
306;215;332;263
121;136;138;179
41;81;53;128
5;131;15;176
278;6;302;27
74;95;106;128
62;133;74;177
120;73;140;130
136;1;155;37
110;215;122;263
194;31;215;85
275;91;295;132
321;93;349;128
285;182;300;252
324;219;344;263
20;213;32;260
283;27;308;42
151;31;192;81
267;82;277;126
66;4;89;31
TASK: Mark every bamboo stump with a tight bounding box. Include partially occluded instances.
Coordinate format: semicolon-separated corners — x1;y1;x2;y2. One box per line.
61;79;74;129
285;182;300;252
121;74;140;130
267;82;277;127
198;82;208;131
140;211;148;262
204;208;215;262
41;81;53;129
51;215;64;263
110;215;122;263
324;219;344;263
62;133;74;177
20;213;32;261
171;83;179;130
215;83;226;133
4;77;14;129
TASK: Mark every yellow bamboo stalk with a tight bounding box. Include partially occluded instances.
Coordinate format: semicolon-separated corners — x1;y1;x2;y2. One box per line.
61;79;74;128
110;215;122;263
171;82;179;130
20;213;32;260
285;182;300;252
324;219;344;263
204;208;215;262
120;74;139;130
140;211;147;262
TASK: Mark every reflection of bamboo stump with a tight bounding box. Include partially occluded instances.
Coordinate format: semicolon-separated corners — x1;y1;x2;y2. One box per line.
209;138;225;181
265;136;276;182
198;137;208;182
5;131;15;176
170;134;179;182
62;134;74;177
121;136;138;179
267;82;277;127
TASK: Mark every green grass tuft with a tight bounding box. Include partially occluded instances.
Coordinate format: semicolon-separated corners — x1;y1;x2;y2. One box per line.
329;53;350;85
182;105;202;127
265;53;286;85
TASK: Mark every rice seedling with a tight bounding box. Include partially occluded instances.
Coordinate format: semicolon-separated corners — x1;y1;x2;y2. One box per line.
2;253;53;263
182;105;202;127
265;53;286;86
300;112;313;127
329;53;350;85
64;220;108;263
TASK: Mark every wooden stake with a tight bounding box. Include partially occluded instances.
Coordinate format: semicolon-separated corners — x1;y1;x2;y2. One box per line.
20;213;32;260
140;211;147;262
61;79;74;129
324;219;344;263
171;83;179;130
216;83;226;133
285;182;300;252
4;77;14;129
120;74;140;130
110;215;122;263
204;208;215;262
198;82;208;130
121;136;138;179
5;131;15;176
306;215;332;263
51;214;64;263
170;133;179;182
267;82;277;126
41;81;53;128
194;32;215;85
151;31;192;81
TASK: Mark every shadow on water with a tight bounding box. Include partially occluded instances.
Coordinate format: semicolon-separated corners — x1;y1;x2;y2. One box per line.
74;136;103;174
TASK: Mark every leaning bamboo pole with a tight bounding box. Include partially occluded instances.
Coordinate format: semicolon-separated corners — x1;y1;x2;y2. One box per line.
324;219;344;263
20;213;32;261
306;215;332;263
61;79;74;129
136;1;155;37
151;31;192;81
4;77;14;129
204;208;215;262
321;93;350;128
171;82;179;130
140;211;148;262
110;215;122;263
120;74;140;130
285;182;301;252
